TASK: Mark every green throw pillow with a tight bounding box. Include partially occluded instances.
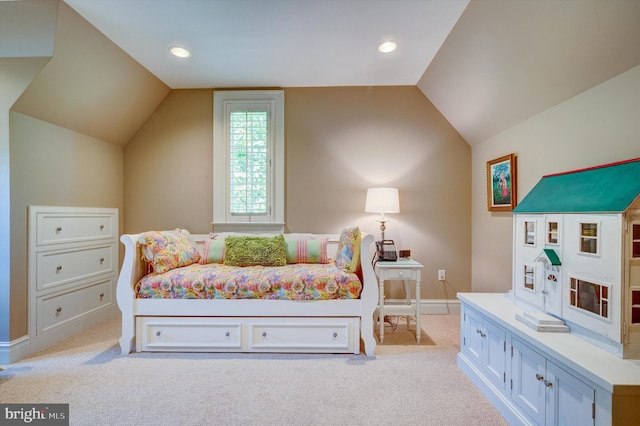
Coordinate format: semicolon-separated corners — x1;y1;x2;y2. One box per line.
224;234;287;267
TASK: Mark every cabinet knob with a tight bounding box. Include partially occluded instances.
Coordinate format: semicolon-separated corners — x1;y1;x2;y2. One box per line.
536;373;544;382
56;226;62;233
99;293;104;300
56;265;62;272
332;332;338;338
398;271;404;277
225;331;230;337
56;307;62;314
262;332;267;338
544;380;553;388
99;224;105;231
99;257;105;264
156;331;161;337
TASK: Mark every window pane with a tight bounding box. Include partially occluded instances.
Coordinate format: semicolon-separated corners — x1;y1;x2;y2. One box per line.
229;110;268;215
581;223;597;237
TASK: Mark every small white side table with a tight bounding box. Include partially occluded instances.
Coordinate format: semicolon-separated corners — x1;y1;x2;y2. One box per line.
374;259;424;343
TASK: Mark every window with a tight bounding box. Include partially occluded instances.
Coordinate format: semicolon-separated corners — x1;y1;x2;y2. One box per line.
547;221;559;245
569;277;609;318
523;265;535;291
579;222;599;255
632;223;640;258
632;290;640;324
524;221;536;246
213;90;284;232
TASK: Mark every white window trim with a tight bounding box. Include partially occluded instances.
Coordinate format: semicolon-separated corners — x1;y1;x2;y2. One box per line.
213;90;284;233
578;220;601;257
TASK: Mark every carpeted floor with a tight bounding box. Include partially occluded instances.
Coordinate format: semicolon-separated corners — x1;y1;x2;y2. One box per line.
0;314;507;426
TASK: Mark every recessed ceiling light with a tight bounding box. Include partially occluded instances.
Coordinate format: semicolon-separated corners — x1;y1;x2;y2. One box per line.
378;41;397;53
169;46;190;58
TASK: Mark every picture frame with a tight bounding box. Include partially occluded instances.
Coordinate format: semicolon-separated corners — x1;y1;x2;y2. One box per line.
487;153;517;211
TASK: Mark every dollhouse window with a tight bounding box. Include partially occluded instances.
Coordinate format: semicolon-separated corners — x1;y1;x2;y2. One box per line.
569;277;609;318
579;222;599;255
632;224;640;258
524;221;535;246
632;290;640;324
547;221;559;245
523;265;535;290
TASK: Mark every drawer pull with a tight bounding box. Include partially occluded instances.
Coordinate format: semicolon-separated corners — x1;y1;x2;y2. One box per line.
225;331;230;337
332;332;338;338
156;331;161;337
56;265;62;272
99;293;104;300
56;307;62;314
56;226;62;233
99;224;105;231
398;272;404;277
99;257;105;264
262;332;267;338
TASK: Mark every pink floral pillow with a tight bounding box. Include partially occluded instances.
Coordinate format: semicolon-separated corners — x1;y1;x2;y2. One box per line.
138;229;201;273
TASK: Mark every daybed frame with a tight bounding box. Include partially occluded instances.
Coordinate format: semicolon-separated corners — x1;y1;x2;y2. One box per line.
117;233;378;356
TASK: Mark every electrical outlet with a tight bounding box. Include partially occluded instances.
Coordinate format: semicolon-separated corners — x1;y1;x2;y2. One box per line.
438;269;446;281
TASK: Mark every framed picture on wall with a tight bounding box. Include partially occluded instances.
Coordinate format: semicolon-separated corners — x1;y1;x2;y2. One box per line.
487;153;517;211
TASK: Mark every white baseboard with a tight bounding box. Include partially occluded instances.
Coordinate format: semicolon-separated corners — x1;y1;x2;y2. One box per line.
384;298;460;315
0;334;30;365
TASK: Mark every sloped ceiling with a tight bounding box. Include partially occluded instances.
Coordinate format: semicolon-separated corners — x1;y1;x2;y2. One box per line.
418;0;640;145
11;1;170;146
63;0;470;88
8;0;640;147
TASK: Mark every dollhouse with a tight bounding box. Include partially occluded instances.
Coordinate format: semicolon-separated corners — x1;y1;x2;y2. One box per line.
511;157;640;359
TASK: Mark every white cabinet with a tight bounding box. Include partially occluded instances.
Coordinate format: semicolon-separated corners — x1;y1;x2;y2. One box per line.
29;206;118;354
462;305;507;392
458;293;640;425
512;337;595;425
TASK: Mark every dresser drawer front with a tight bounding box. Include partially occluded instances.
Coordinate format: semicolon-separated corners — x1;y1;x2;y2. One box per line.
136;317;242;351
37;245;115;291
249;318;357;352
36;212;116;246
37;280;113;334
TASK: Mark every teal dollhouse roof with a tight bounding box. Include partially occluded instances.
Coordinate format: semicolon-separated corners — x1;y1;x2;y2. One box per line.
514;158;640;213
542;249;561;266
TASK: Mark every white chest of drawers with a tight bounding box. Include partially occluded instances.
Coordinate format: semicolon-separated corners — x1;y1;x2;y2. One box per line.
28;206;118;354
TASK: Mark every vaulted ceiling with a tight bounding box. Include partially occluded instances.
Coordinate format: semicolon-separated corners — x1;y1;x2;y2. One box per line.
6;0;640;146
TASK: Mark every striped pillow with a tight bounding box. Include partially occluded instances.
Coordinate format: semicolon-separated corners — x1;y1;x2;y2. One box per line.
285;238;329;264
200;239;226;264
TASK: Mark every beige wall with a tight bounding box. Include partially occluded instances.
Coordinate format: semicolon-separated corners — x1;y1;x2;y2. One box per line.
124;86;472;301
124;89;214;233
9;112;124;339
471;64;640;293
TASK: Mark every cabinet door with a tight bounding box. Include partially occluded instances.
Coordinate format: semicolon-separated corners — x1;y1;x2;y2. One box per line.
463;307;483;366
546;361;595;426
484;319;507;391
512;338;546;425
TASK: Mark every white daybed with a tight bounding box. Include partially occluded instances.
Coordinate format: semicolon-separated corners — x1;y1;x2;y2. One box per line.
116;232;378;356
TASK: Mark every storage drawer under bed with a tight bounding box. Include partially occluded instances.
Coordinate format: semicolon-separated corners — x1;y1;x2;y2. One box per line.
136;316;360;354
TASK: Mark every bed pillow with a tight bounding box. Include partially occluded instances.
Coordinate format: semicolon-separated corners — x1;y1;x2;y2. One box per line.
138;229;201;274
224;234;287;267
199;239;226;264
285;237;329;264
335;227;361;273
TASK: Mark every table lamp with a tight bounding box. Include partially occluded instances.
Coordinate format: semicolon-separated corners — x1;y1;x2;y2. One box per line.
365;187;399;241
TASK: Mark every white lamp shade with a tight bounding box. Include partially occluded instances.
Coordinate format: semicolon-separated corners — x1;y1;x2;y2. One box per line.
365;187;400;214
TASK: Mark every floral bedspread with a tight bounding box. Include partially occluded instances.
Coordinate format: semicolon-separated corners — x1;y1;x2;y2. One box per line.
135;262;362;300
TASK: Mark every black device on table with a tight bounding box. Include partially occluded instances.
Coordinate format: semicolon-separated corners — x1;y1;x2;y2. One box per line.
375;240;397;262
